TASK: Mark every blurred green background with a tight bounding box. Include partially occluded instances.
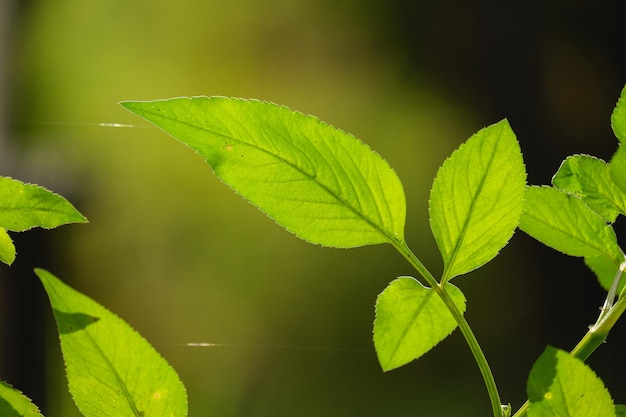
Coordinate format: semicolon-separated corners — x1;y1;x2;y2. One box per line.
1;0;625;416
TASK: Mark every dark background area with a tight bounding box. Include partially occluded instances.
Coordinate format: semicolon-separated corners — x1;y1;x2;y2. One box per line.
1;0;625;415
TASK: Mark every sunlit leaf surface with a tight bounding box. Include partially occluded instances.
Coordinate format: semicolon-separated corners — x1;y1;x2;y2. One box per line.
553;154;626;223
0;381;43;417
121;98;406;248
429;119;526;280
519;186;623;262
37;269;187;417
0;176;87;232
527;347;616;417
373;277;466;371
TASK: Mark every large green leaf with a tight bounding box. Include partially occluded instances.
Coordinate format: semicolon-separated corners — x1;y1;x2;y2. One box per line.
373;277;466;371
519;186;623;262
527;347;616;417
552;154;626;223
36;269;187;417
429;119;526;281
611;84;626;143
121;98;405;248
0;176;87;232
0;381;43;417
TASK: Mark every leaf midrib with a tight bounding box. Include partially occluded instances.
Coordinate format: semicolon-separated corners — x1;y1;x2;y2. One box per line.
45;277;144;417
442;138;500;281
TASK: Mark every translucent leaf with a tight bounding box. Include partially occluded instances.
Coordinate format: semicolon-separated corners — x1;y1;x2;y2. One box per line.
552;154;626;223
0;228;15;266
36;269;187;417
0;176;87;232
519;186;623;262
0;381;44;417
373;277;466;371
429;119;526;280
121;98;405;248
527;347;616;417
612;84;626;143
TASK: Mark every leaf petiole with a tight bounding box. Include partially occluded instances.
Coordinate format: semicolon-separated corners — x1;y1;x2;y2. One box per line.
598;258;626;323
392;240;504;417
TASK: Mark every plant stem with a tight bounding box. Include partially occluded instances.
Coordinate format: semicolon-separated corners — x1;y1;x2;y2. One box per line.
511;274;626;417
392;240;503;417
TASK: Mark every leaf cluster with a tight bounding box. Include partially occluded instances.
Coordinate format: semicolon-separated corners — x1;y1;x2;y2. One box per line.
2;84;626;417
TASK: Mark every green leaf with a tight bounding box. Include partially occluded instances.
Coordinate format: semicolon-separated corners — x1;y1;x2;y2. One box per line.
610;145;626;196
527;347;616;417
585;255;624;293
121;98;405;248
0;176;87;232
429;119;526;280
0;381;44;417
36;269;187;417
552;155;626;223
373;277;466;371
0;228;15;265
615;405;626;417
611;84;626;143
519;186;623;262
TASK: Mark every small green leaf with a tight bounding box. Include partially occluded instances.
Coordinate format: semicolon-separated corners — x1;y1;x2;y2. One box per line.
36;269;187;417
429;119;526;280
609;145;626;196
373;277;466;371
552;155;626;223
519;186;623;261
0;228;15;265
0;380;44;417
611;84;626;142
121;98;405;248
615;405;626;417
0;176;87;232
527;347;616;417
585;255;624;293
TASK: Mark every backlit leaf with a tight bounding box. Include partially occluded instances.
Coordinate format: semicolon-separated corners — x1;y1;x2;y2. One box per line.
0;381;43;417
429;119;526;281
121;98;405;248
552;155;626;223
527;347;616;417
36;269;187;417
0;176;87;232
373;277;466;371
612;84;626;143
519;186;623;262
0;228;15;265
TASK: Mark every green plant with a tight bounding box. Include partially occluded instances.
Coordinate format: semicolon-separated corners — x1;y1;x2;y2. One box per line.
2;84;626;416
120;84;626;416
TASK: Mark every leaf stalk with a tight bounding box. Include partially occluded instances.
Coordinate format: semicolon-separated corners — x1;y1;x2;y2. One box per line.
392;240;504;417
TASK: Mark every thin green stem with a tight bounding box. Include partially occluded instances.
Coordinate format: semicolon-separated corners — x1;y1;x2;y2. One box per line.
511;271;626;417
392;240;503;417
